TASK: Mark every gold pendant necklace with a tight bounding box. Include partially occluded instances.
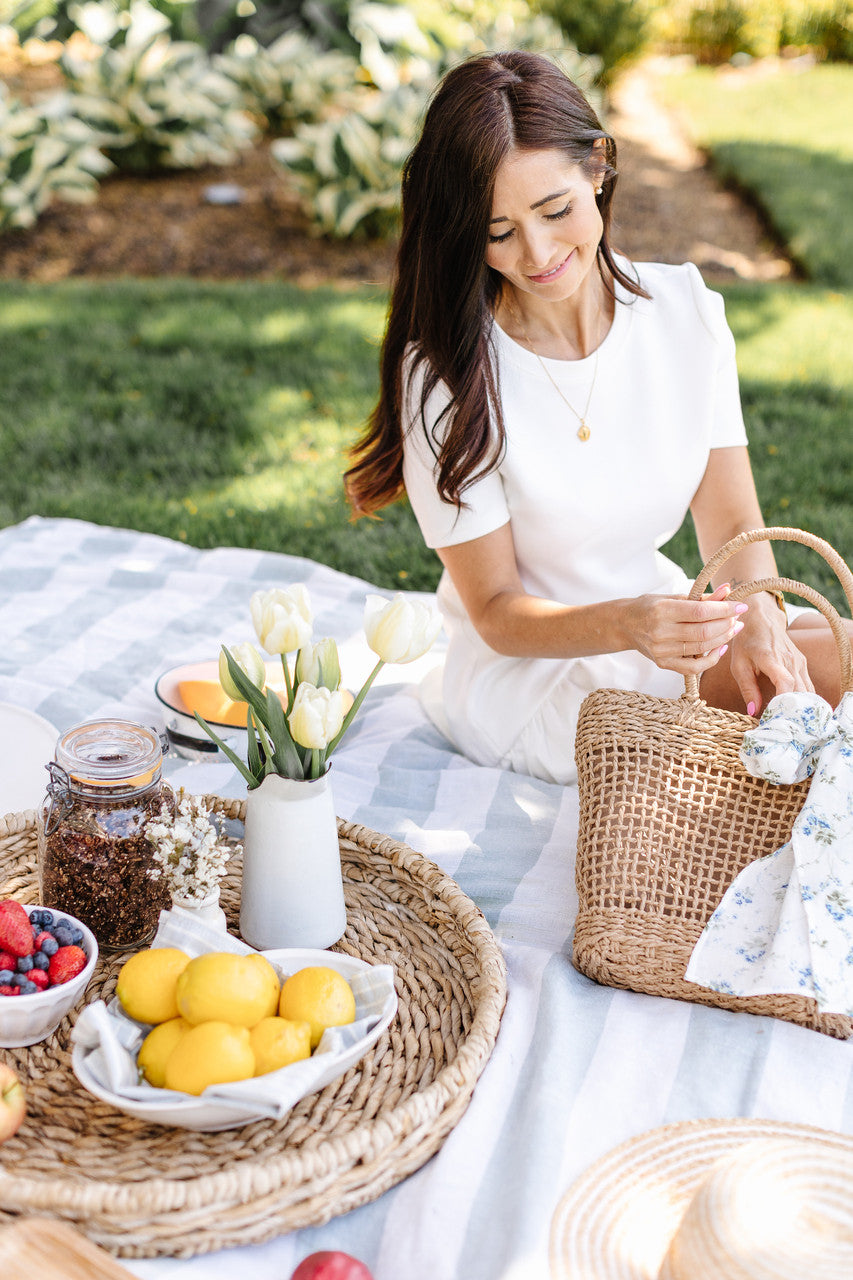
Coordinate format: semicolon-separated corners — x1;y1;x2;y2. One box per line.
509;303;600;443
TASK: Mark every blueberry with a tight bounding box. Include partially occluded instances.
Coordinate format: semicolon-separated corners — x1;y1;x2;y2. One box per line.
18;980;38;995
10;973;27;987
0;969;14;984
32;952;50;970
40;910;54;926
69;927;84;945
53;927;73;947
40;936;59;957
16;956;33;973
30;909;48;927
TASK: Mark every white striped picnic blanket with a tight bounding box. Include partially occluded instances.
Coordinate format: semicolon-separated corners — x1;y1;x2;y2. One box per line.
2;515;852;1280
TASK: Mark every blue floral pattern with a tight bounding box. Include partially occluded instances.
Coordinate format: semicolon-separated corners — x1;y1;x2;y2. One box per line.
686;691;853;1015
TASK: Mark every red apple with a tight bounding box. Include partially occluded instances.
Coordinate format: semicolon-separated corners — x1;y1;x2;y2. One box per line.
0;1062;26;1142
290;1252;374;1280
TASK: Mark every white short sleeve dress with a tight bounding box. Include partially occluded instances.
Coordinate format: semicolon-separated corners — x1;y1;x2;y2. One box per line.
401;261;749;784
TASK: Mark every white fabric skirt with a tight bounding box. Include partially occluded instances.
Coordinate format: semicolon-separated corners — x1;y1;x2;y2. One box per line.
420;600;818;788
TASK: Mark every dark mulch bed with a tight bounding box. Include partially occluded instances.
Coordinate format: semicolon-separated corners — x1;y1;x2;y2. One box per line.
0;64;795;287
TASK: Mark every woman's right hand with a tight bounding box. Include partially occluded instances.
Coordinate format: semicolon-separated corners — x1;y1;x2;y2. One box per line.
625;582;748;675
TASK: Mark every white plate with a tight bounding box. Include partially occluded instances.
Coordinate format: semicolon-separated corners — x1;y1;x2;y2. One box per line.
71;949;398;1131
0;702;58;817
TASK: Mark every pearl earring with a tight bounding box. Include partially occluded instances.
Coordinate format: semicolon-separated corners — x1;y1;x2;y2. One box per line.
595;186;603;195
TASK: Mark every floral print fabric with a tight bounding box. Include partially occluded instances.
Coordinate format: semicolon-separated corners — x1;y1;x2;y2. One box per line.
685;691;853;1016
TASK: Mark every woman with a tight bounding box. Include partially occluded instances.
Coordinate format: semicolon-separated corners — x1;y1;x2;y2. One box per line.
346;50;851;785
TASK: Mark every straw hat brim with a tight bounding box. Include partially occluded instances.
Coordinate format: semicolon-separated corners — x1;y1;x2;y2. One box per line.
549;1117;853;1280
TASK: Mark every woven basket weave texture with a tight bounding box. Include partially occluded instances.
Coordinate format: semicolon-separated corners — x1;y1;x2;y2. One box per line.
0;799;507;1258
573;527;853;1040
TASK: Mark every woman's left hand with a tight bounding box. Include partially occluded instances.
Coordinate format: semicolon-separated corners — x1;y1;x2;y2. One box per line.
728;596;813;715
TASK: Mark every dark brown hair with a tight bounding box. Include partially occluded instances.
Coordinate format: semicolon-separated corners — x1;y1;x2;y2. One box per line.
346;50;648;517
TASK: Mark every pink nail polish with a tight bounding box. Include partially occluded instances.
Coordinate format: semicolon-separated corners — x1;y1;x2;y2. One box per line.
718;644;728;657
747;701;756;717
734;603;748;614
733;620;745;635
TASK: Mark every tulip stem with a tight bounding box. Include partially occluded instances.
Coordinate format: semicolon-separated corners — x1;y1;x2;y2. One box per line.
192;713;256;787
281;654;294;711
325;658;385;756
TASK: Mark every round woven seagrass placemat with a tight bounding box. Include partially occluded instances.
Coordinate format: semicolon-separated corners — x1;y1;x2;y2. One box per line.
0;799;507;1258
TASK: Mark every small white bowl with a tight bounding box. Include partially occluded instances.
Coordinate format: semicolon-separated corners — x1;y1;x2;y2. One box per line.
0;906;98;1048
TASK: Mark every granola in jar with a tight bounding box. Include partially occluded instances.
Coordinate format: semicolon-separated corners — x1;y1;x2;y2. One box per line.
38;720;170;950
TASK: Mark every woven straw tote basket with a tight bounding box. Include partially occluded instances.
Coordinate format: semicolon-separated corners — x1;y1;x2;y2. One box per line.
573;527;853;1039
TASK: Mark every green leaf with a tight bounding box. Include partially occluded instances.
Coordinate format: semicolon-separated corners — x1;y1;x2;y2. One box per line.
222;645;271;730
264;683;303;777
246;708;263;779
192;712;256;786
325;657;384;755
251;713;282;780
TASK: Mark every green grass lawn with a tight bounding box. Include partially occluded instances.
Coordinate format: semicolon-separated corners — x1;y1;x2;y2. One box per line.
2;277;851;608
655;63;853;287
661;282;853;610
0;278;441;592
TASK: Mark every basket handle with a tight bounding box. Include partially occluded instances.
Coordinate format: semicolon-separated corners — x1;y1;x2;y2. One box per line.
684;527;853;701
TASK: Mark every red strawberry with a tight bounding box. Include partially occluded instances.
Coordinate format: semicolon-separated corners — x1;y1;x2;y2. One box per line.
28;969;49;991
0;986;19;997
0;901;34;958
48;945;87;986
0;951;16;971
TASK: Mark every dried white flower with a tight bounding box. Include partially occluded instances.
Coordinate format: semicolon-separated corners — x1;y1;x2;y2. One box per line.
145;791;236;903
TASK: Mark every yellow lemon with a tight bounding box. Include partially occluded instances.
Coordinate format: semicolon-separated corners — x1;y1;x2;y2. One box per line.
249;1016;312;1076
137;1017;190;1088
278;966;356;1049
115;947;191;1024
163;1021;255;1095
176;951;280;1027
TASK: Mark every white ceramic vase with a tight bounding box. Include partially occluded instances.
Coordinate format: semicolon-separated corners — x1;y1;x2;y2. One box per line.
240;771;346;951
171;889;228;933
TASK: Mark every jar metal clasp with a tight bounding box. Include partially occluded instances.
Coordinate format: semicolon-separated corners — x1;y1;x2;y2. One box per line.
43;761;74;836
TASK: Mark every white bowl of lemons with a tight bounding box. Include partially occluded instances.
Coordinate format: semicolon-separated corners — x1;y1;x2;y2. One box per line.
71;942;397;1131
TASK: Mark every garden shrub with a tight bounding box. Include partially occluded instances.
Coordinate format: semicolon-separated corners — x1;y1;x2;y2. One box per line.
216;29;359;133
0;80;111;228
652;0;853;63
193;0;300;52
271;81;422;239
534;0;649;83
3;0;199;42
785;1;853;60
59;0;256;170
1;0;596;238
269;0;596;240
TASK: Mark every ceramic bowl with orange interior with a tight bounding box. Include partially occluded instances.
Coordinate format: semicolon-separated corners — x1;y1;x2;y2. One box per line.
154;659;287;755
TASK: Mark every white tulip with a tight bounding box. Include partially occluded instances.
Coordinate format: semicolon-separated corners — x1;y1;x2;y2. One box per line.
363;593;442;664
250;584;313;655
218;642;266;702
295;637;341;691
288;683;345;750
